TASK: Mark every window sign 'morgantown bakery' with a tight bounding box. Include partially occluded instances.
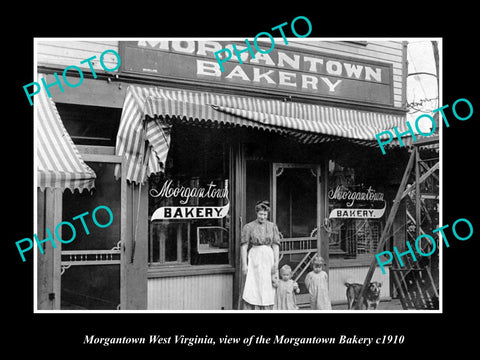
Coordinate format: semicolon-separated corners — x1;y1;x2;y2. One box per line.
328;185;386;219
150;179;230;220
149;176;230;256
119;41;394;108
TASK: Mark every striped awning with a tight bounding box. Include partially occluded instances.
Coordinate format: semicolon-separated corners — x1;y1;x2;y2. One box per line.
36;74;96;192
115;85;410;184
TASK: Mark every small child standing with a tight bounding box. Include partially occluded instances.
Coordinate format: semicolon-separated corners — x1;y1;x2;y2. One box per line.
305;255;332;310
273;264;300;310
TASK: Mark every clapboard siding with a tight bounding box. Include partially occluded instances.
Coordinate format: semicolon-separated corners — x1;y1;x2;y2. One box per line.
288;40;404;61
147;274;233;310
37;40;120;71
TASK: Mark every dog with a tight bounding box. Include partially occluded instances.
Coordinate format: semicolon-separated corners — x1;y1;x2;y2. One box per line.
345;281;382;310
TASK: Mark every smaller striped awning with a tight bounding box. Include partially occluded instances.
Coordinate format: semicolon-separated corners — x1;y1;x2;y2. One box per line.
36;74;96;192
115;85;411;184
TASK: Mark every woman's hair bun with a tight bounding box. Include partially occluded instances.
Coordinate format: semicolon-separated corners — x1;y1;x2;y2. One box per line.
255;200;270;212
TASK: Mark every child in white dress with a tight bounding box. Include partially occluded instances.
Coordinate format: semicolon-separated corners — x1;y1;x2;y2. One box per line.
305;255;332;310
273;264;300;310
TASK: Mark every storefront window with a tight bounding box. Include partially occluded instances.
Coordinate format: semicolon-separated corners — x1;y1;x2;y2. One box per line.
327;160;385;258
57;103;121;146
148;124;231;267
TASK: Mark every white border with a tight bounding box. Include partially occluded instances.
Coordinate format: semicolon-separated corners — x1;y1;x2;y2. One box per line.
33;37;443;314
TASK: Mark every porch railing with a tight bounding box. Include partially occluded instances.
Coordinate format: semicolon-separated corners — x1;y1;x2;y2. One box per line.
279;237;317;282
280;237;317;254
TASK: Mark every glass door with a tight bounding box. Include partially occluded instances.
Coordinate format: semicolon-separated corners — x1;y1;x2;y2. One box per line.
272;163;321;298
60;156;125;310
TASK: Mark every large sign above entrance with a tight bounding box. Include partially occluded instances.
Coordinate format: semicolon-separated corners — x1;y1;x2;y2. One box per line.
119;40;394;107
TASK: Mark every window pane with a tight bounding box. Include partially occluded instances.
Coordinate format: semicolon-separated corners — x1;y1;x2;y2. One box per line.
276;167;317;239
148;124;230;266
149;221;187;263
63;162;121;251
57;104;121;146
61;265;120;310
165;223;179;262
327;160;384;257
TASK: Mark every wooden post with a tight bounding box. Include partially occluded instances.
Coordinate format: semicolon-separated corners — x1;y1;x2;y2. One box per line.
232;142;246;310
355;150;416;309
37;188;62;310
124;181;149;309
415;148;421;239
317;164;324;263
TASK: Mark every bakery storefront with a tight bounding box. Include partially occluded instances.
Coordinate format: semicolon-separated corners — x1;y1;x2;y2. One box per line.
36;40;410;310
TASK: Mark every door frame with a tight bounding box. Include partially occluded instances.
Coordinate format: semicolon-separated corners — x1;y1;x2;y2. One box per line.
271;163;322;254
36;187;63;310
55;145;127;310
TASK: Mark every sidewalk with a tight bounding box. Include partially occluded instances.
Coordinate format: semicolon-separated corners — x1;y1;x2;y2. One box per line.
331;298;404;310
298;298;404;310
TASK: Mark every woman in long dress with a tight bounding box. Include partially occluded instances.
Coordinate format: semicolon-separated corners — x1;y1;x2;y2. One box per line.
240;200;280;310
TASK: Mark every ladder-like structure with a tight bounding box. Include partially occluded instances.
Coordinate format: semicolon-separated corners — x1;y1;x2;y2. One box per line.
291;251;316;282
390;255;439;309
357;136;439;310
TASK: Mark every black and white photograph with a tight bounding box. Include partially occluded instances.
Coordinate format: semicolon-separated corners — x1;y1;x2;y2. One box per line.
6;9;479;356
32;38;441;312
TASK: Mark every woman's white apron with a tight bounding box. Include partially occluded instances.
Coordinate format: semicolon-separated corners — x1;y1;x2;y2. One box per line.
242;245;275;306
